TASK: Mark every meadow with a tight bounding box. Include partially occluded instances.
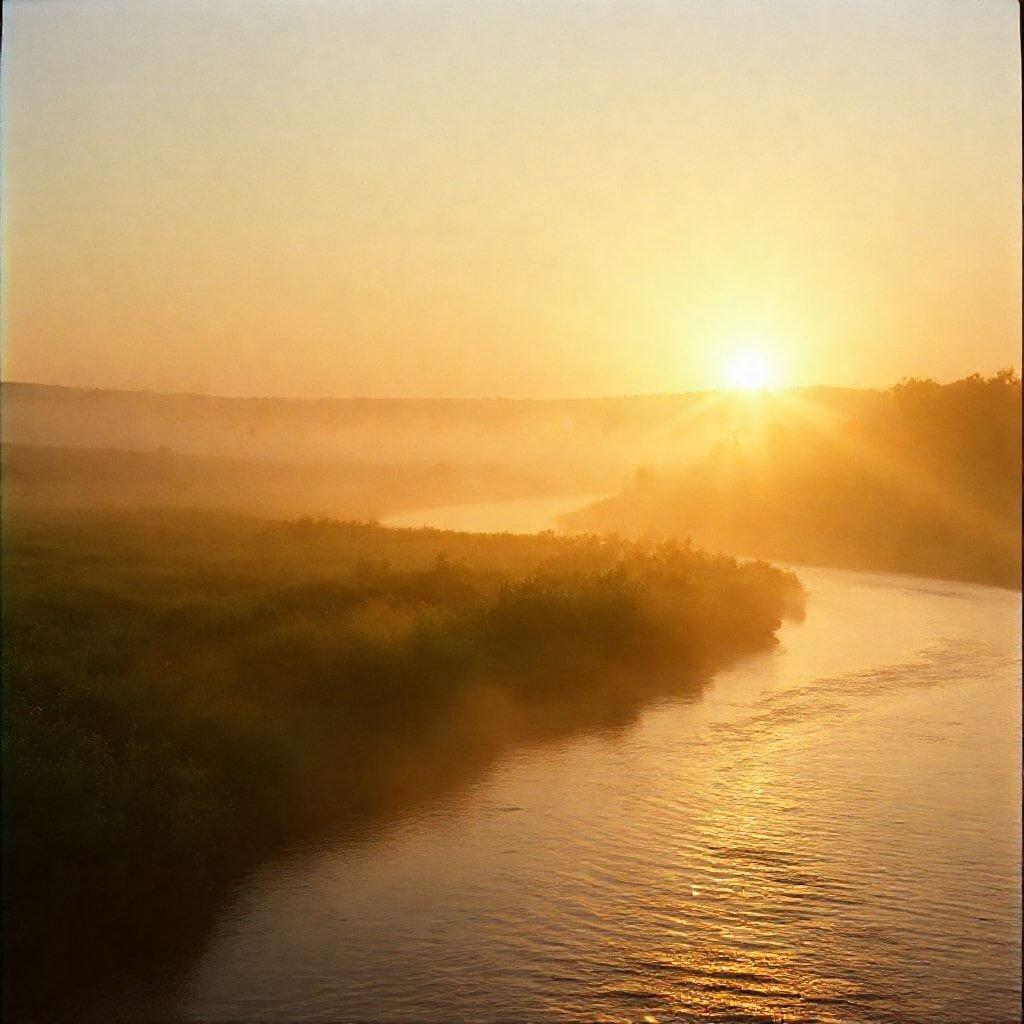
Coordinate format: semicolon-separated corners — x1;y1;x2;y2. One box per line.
1;509;803;1014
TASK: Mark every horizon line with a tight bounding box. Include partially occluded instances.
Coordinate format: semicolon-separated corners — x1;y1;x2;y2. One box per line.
5;377;973;404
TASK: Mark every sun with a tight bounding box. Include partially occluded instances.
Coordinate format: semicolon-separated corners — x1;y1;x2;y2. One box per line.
724;349;777;391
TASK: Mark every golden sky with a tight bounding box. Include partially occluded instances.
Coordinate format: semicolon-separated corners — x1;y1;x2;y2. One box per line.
2;0;1020;398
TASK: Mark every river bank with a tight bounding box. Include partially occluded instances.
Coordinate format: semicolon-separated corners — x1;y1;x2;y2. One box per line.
2;507;802;1018
124;562;1022;1024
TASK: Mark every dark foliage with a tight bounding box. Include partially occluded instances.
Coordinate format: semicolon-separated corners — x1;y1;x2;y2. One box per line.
1;510;802;1017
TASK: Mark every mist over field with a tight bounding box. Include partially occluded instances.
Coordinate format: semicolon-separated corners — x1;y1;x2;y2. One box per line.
0;379;893;515
3;374;1018;589
564;372;1023;588
0;382;716;515
1;381;727;479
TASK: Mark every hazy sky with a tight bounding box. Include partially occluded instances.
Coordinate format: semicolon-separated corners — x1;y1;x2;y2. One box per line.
2;0;1020;398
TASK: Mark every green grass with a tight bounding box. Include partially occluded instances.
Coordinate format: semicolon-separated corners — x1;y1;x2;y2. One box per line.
1;508;803;1015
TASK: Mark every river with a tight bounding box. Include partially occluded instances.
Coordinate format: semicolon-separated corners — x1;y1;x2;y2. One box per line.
124;498;1021;1023
383;492;609;534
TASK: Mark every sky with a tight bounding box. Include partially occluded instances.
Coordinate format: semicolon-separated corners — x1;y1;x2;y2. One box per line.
1;0;1020;399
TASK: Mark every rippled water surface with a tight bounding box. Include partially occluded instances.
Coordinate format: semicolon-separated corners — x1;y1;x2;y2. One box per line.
128;502;1021;1024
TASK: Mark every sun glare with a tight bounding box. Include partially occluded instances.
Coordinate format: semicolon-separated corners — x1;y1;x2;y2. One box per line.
725;350;776;392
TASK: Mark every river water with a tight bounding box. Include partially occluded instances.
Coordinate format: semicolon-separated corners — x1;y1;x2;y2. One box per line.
383;492;609;534
130;499;1021;1023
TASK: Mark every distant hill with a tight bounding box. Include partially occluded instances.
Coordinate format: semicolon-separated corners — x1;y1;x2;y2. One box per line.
0;381;868;473
0;380;883;521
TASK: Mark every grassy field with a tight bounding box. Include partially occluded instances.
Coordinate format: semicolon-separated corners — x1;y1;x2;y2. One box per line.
2;509;803;1014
